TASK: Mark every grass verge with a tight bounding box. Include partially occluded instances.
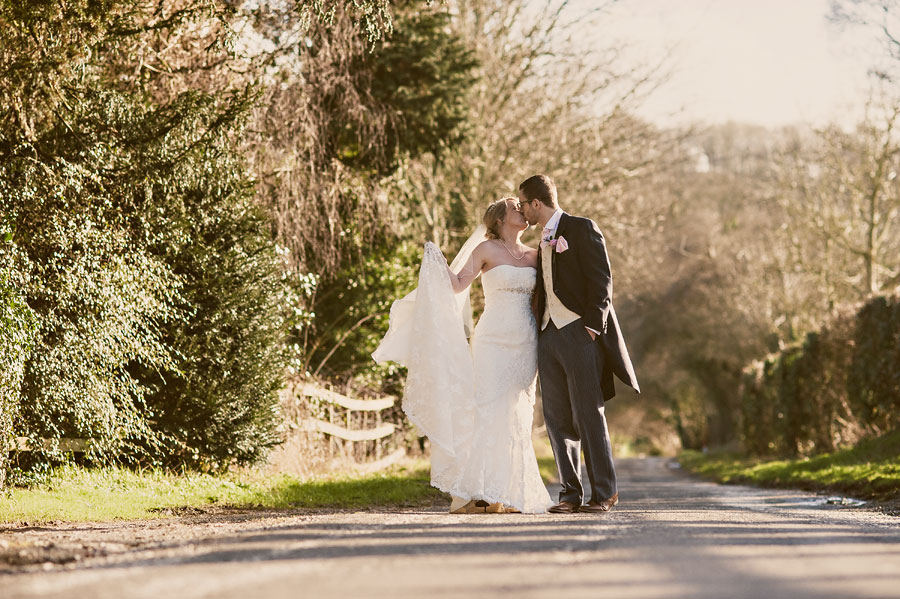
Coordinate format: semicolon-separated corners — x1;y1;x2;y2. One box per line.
679;430;900;503
1;460;444;524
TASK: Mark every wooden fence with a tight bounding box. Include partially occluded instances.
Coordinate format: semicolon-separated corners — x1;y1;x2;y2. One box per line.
292;383;406;469
8;383;407;471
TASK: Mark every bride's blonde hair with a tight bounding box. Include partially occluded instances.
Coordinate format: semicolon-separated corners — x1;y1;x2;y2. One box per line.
483;197;514;240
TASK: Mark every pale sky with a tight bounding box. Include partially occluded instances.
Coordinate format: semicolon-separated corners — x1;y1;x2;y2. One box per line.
595;0;882;128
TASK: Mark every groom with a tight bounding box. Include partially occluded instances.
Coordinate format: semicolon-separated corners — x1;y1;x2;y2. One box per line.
517;175;640;514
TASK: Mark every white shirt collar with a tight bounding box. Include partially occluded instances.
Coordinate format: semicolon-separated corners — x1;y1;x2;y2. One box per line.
543;208;564;233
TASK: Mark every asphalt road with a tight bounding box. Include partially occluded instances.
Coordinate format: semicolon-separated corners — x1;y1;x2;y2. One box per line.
4;457;900;599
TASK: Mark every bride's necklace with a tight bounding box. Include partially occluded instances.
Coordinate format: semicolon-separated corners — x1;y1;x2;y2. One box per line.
498;239;526;261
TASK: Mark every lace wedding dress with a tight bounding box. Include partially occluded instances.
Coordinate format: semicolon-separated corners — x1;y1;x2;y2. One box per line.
373;231;552;514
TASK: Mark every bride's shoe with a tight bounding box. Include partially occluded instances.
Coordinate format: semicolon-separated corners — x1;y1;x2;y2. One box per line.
450;499;489;514
486;503;521;514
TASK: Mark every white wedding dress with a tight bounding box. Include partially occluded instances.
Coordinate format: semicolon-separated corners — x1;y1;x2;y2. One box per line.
373;231;552;514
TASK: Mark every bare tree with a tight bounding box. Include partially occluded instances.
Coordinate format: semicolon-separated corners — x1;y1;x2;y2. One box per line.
397;0;677;257
776;86;900;302
831;0;900;74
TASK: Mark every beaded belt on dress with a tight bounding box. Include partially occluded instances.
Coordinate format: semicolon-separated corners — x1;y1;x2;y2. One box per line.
494;288;531;295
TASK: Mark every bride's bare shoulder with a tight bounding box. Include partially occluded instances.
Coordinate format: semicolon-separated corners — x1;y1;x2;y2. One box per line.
474;239;498;254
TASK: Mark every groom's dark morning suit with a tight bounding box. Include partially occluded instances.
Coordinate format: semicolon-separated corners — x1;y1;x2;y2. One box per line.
533;212;639;505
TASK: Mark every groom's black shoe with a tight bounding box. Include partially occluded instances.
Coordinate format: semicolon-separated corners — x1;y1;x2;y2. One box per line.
580;493;619;513
548;501;580;514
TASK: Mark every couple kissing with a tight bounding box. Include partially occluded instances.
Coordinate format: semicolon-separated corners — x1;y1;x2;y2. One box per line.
374;174;639;514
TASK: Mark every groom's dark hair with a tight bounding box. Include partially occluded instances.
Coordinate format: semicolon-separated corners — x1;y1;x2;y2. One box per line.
518;175;558;208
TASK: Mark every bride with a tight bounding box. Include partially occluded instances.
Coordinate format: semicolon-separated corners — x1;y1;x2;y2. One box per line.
374;197;552;514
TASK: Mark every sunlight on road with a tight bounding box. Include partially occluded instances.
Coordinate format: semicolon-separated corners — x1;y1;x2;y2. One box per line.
5;458;900;599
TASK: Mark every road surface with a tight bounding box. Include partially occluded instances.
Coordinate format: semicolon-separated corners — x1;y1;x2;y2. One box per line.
3;458;899;598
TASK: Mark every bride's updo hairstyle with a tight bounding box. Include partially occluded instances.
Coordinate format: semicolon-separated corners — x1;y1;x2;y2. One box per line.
483;197;514;240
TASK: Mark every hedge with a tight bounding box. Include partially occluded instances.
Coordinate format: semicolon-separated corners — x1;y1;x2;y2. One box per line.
741;294;900;456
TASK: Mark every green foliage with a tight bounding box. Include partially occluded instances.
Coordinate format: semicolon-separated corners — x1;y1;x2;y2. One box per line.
0;0;287;479
740;294;900;457
680;429;900;502
671;380;709;450
0;228;37;486
252;0;477;282
848;296;900;433
740;359;779;455
338;3;478;175
134;138;289;468
2;90;186;469
303;240;421;392
0;0;485;487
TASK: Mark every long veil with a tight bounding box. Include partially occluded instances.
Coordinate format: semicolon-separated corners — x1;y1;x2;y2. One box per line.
372;225;486;456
